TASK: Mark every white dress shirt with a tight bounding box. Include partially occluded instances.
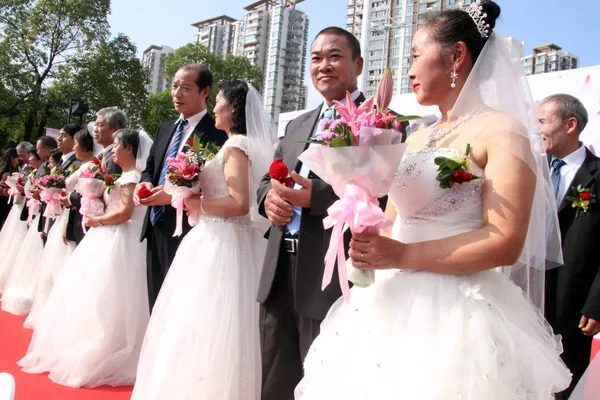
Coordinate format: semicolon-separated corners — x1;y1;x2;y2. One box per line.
175;109;208;153
555;144;587;203
60;151;75;165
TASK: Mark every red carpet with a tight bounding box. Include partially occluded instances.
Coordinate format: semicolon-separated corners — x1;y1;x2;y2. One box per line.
0;310;132;399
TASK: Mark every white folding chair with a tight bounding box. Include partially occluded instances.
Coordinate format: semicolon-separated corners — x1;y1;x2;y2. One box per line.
0;373;15;400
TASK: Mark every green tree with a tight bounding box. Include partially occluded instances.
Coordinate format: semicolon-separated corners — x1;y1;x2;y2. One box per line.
0;0;110;142
143;90;178;138
162;43;264;113
48;34;150;129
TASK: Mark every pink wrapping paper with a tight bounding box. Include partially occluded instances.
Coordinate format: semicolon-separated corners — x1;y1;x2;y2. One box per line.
163;180;202;237
75;178;106;233
297;128;407;301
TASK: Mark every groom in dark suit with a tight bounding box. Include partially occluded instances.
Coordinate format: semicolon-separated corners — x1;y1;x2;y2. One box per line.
134;64;227;311
540;94;600;399
257;27;375;400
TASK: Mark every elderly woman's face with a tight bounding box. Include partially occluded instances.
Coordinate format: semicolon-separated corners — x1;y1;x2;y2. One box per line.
213;92;234;133
111;137;132;167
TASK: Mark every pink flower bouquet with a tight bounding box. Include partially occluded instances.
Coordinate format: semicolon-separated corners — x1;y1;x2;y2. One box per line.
38;173;67;231
164;152;202;237
76;165;107;232
5;173;24;205
299;69;418;300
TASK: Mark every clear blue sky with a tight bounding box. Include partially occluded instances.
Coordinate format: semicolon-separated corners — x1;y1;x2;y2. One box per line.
109;0;600;107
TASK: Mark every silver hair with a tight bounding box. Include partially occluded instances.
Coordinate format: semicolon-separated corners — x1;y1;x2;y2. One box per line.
96;107;128;130
16;141;34;152
541;94;589;133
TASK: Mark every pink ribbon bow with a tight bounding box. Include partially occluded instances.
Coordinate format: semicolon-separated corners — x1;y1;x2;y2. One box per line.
7;188;21;204
40;189;62;232
26;198;41;226
80;195;105;233
322;184;393;302
171;195;185;237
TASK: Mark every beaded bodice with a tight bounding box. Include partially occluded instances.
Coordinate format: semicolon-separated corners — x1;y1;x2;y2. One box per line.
390;148;484;244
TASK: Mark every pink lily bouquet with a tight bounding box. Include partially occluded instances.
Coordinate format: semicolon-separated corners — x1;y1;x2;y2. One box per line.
76;164;107;233
298;69;418;300
38;171;67;231
164;136;219;237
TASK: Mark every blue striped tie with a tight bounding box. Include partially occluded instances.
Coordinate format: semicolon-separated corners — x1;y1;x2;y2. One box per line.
150;119;188;226
550;158;566;200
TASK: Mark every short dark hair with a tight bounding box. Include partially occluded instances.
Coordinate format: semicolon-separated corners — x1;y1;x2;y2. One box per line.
28;149;41;160
178;64;213;95
422;0;501;62
74;127;95;153
61;123;81;138
37;135;58;149
313;27;361;60
0;147;18;172
541;94;589;132
218;80;249;135
113;129;140;157
49;149;63;164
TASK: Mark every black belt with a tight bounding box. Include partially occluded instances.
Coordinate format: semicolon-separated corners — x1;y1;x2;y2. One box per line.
282;237;298;254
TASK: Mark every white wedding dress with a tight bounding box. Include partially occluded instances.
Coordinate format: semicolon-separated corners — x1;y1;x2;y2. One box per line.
24;162;90;329
0;193;28;291
1;209;44;315
295;148;572;400
18;170;149;388
132;135;266;400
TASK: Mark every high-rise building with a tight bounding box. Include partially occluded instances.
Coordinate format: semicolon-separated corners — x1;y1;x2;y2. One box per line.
347;0;482;97
522;44;580;76
191;0;309;123
192;15;238;57
142;45;175;94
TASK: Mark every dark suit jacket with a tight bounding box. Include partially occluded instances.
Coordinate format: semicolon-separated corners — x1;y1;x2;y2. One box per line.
256;94;397;321
66;148;121;244
139;113;227;241
545;148;600;338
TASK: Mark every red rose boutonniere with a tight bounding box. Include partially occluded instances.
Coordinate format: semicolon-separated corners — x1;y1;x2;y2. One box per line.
566;185;596;217
104;173;120;193
434;144;480;189
269;158;294;187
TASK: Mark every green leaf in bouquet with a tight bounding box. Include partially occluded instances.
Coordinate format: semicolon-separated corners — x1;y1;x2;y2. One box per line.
394;115;423;122
331;137;348;148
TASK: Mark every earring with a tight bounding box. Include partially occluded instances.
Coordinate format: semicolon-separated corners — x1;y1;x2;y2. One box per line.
450;66;458;88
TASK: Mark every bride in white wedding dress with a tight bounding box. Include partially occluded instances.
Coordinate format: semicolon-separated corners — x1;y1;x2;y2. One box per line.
131;81;273;400
18;129;152;388
295;2;572;399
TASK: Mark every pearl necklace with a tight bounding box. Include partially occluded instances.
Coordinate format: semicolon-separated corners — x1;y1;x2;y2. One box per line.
427;112;477;147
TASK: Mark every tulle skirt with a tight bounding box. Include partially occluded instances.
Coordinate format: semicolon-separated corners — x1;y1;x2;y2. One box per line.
131;216;266;400
18;220;149;388
24;209;75;329
1;214;44;315
0;201;28;291
295;269;572;400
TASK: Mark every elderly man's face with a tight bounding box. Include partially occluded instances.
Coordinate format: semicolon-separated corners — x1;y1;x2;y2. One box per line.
94;115;117;147
17;147;29;163
310;33;363;105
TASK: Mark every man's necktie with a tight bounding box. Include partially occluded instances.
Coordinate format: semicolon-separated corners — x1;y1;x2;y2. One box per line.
286;107;334;235
551;158;566;200
150;119;188;226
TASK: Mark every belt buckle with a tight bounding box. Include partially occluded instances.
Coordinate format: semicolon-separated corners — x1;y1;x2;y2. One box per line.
284;238;297;254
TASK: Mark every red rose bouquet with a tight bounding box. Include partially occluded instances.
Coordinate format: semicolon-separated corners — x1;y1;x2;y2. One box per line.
5;173;25;205
38;171;67;231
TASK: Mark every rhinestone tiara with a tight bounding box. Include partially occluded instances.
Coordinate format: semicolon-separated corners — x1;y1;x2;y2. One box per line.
466;1;490;38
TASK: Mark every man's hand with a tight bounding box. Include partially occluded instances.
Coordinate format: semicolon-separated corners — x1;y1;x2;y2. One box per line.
264;184;294;227
271;172;312;208
30;187;41;200
139;185;172;207
59;194;71;207
579;315;600;336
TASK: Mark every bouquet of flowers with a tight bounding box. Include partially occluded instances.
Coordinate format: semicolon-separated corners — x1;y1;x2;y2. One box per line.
164;136;219;236
5;173;25;205
75;159;108;232
298;69;418;300
38;170;67;231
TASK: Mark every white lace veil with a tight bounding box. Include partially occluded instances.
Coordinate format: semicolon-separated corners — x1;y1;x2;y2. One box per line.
136;129;153;172
245;83;276;231
451;31;563;309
